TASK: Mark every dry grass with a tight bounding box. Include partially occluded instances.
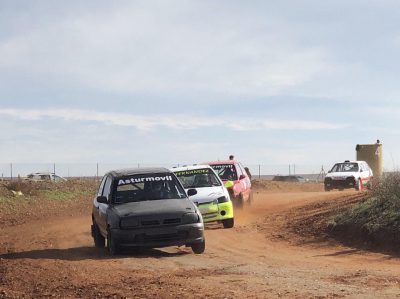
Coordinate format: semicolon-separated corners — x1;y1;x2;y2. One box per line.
330;173;400;251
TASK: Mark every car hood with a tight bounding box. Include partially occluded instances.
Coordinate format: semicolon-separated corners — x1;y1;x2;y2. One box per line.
111;198;196;218
187;186;226;204
326;172;358;179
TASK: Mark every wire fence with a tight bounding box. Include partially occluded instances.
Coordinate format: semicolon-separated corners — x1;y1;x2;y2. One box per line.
0;163;327;182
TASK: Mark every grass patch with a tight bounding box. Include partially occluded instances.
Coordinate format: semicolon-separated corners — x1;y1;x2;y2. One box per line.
330;173;400;250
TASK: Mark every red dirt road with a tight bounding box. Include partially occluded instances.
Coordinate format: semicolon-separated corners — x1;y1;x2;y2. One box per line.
1;190;400;298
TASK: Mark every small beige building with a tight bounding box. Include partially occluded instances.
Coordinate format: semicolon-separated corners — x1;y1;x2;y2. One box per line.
356;141;383;178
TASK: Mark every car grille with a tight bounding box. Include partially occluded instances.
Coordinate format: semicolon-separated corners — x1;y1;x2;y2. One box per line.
141;220;160;226
135;231;188;243
163;218;181;225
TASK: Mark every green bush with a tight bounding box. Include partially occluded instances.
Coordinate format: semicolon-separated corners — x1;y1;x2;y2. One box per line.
331;173;400;250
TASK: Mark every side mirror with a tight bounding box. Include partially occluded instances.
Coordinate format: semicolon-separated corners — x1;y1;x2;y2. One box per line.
239;174;246;180
97;196;108;204
187;189;197;197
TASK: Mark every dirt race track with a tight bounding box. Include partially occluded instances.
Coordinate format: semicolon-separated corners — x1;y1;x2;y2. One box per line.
1;187;400;298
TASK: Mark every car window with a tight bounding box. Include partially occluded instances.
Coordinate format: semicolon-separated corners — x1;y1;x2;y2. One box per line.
40;175;51;180
238;163;247;178
331;163;359;173
97;176;107;197
102;176;113;200
113;173;186;204
210;164;238;181
174;168;221;188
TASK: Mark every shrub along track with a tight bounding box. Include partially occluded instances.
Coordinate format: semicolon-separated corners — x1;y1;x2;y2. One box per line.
1;187;400;298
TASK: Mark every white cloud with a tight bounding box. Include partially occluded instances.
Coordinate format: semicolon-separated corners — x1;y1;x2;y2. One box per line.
0;1;330;98
0;108;348;131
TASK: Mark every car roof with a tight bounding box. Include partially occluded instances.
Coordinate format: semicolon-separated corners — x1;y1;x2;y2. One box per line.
207;160;237;165
171;164;213;172
106;167;171;178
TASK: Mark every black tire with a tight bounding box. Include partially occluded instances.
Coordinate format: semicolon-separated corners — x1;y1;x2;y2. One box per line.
191;240;205;254
222;218;234;229
324;185;331;192
92;223;105;248
107;228;119;256
356;178;363;191
247;191;253;205
232;194;244;209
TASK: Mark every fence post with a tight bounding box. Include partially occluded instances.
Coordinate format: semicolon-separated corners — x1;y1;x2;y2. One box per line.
53;163;56;181
10;163;13;181
258;164;261;179
96;163;99;180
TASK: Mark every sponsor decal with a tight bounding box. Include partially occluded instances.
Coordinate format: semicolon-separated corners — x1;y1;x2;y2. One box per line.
211;164;234;169
118;175;173;186
175;169;210;176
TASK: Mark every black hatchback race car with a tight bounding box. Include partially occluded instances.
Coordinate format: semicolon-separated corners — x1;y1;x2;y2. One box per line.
91;168;205;255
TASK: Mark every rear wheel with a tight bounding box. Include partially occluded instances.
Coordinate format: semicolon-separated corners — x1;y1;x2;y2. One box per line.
324;185;331;192
191;240;205;254
232;193;244;208
107;228;119;256
92;222;105;248
222;218;234;229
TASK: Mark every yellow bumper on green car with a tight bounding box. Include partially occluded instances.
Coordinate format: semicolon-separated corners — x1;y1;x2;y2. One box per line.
197;201;234;223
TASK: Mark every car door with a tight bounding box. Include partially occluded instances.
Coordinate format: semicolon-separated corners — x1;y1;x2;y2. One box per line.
98;175;113;235
238;163;251;196
93;176;107;226
234;164;246;195
363;163;372;183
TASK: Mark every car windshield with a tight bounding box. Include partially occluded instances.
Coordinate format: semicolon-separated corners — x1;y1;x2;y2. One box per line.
113;173;186;204
330;163;359;173
210;164;237;181
174;168;221;188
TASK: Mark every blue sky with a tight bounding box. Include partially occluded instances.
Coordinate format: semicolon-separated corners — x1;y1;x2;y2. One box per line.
0;0;399;174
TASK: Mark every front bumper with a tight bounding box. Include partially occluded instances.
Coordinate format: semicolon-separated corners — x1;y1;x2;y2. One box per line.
111;223;204;248
325;177;356;189
197;201;234;223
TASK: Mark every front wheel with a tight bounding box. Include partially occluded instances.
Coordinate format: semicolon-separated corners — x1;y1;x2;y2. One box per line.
92;222;105;248
356;179;363;191
107;228;119;256
222;218;234;229
191;240;205;254
247;191;253;205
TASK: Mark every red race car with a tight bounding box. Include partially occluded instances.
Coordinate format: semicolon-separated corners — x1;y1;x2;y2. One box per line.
207;160;252;207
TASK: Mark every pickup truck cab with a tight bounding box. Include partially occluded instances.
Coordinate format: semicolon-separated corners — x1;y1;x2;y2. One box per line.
91;168;205;255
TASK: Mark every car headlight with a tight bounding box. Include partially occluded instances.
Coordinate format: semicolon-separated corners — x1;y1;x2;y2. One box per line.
217;196;229;203
182;212;200;224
